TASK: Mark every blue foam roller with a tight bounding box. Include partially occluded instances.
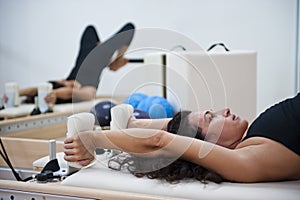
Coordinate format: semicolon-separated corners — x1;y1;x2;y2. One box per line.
148;104;167;119
137;96;174;118
123;93;148;108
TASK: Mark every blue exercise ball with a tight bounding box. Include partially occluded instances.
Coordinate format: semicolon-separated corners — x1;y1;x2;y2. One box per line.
123;93;148;108
91;101;116;126
133;109;151;119
137;96;174;118
148;104;167;119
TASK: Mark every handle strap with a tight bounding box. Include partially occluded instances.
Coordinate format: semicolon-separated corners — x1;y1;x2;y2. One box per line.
207;43;230;52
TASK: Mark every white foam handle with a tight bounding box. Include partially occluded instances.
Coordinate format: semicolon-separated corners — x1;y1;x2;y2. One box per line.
110;104;134;130
38;82;53;113
4;82;19;108
67;112;95;168
109;104;133;157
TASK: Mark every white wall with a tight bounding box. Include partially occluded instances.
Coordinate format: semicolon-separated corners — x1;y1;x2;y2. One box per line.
0;0;298;115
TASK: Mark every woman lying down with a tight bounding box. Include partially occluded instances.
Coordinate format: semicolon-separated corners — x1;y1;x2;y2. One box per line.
64;93;300;183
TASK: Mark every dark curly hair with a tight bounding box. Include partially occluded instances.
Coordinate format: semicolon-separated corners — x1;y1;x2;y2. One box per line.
108;111;224;184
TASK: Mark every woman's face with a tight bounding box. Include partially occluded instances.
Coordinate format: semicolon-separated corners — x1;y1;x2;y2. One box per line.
188;108;248;149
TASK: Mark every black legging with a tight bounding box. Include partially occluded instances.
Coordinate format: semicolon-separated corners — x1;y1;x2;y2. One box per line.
66;25;100;81
52;22;135;104
66;22;135;82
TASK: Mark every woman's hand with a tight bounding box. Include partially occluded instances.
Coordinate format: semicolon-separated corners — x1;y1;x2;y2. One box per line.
44;91;57;104
63;131;96;166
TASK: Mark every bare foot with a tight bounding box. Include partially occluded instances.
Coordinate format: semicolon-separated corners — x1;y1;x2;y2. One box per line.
109;57;128;71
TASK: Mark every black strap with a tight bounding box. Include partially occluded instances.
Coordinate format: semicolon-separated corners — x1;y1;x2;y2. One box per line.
207;43;230;52
128;58;144;63
0;138;23;181
170;45;186;51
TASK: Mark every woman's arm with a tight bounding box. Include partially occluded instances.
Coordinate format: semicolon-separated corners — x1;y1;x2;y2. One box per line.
65;129;299;182
19;87;38;97
63;128;166;165
162;134;300;182
46;86;96;103
64;129;250;181
128;118;172;131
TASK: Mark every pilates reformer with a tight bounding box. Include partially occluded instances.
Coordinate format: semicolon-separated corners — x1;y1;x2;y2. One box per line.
0;136;299;200
1;50;299;199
